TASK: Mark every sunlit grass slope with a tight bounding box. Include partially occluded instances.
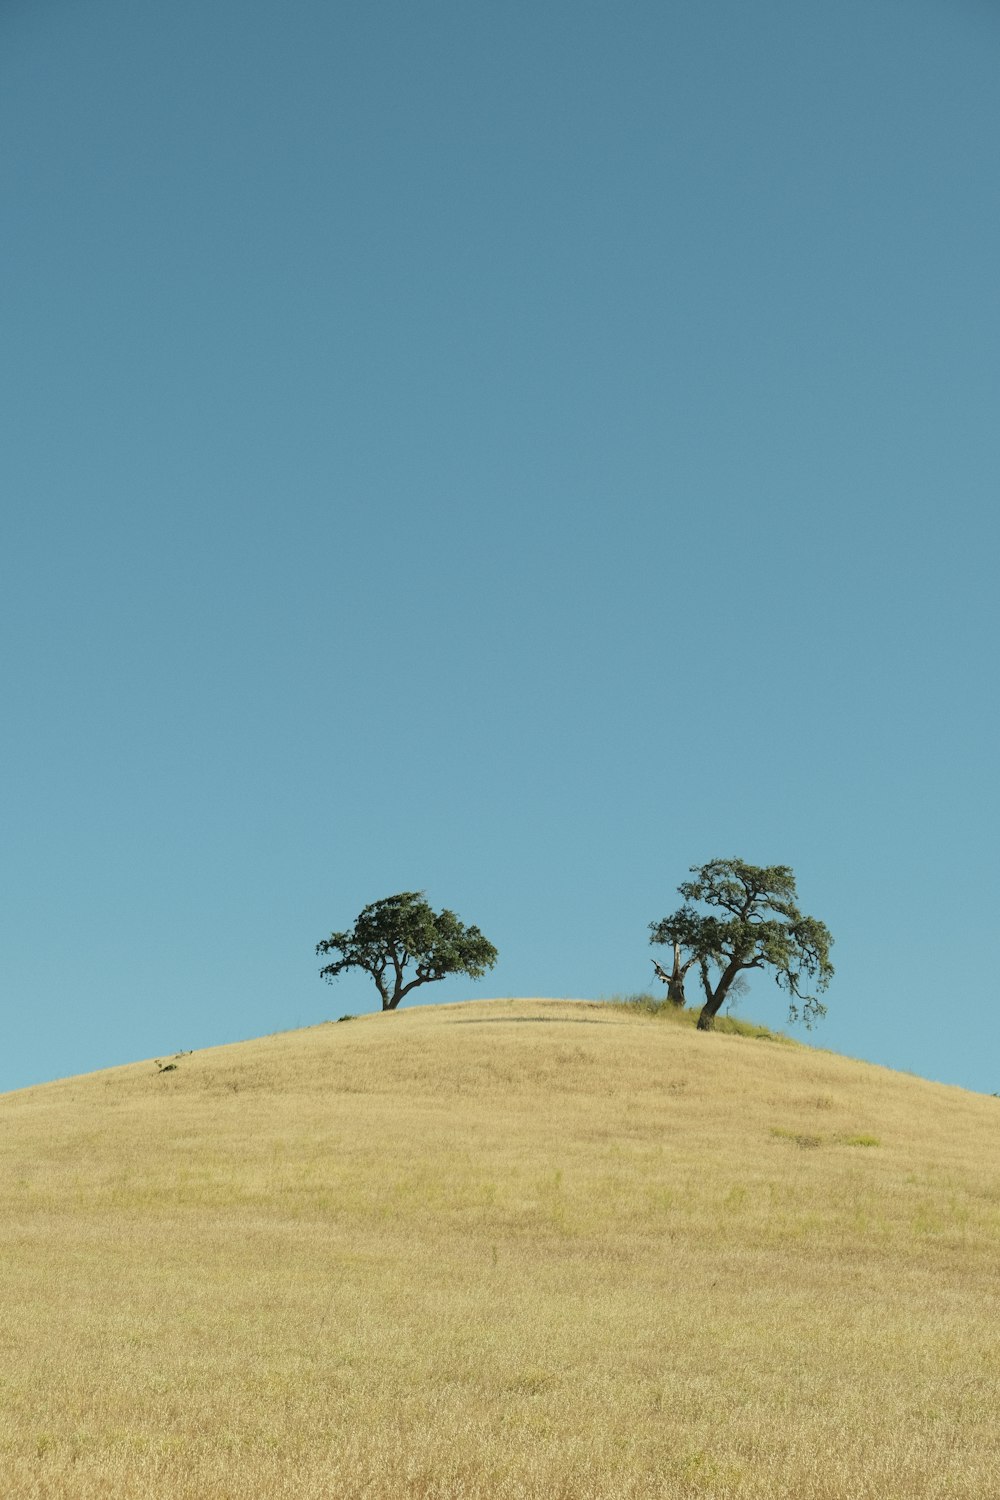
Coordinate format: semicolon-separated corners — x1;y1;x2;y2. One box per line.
1;998;998;1499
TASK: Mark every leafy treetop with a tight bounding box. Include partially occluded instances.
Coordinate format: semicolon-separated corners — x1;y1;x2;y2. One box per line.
317;891;498;1011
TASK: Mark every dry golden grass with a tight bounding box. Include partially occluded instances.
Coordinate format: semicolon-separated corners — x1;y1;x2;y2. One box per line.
1;996;998;1498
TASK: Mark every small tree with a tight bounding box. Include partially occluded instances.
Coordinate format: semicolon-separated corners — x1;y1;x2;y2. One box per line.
650;902;708;1006
650;858;833;1031
317;891;498;1012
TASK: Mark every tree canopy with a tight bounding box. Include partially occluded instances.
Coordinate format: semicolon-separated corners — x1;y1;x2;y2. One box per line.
650;858;833;1031
317;891;498;1011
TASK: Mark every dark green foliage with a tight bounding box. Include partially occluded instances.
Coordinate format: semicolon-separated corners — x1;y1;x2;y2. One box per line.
317;891;498;1012
650;858;833;1032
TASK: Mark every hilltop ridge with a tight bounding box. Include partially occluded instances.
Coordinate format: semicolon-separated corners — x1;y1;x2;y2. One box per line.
1;997;997;1498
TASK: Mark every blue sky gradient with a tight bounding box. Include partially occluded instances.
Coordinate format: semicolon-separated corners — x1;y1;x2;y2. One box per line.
3;0;998;1092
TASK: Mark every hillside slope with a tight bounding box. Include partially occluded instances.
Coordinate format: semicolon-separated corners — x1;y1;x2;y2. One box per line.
1;997;998;1499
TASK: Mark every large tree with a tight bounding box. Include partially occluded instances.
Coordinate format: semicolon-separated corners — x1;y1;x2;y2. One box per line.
650;858;833;1031
317;891;498;1011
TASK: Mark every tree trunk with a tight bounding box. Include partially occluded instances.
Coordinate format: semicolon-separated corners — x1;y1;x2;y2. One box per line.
696;995;724;1030
654;945;689;1006
666;943;688;1006
696;961;743;1031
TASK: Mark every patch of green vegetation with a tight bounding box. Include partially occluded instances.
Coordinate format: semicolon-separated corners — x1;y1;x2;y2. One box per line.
770;1126;881;1150
714;1014;794;1043
608;992;679;1018
770;1127;823;1149
607;994;794;1044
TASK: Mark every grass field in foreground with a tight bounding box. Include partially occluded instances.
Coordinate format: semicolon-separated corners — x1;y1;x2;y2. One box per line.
0;997;998;1499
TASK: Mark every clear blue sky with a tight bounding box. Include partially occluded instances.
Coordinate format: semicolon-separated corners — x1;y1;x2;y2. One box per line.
3;0;998;1094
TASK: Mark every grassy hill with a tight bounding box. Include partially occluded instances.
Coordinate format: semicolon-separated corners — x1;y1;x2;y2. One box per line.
1;997;998;1499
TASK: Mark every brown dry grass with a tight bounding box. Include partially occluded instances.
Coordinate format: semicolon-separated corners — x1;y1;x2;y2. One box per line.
0;996;998;1498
